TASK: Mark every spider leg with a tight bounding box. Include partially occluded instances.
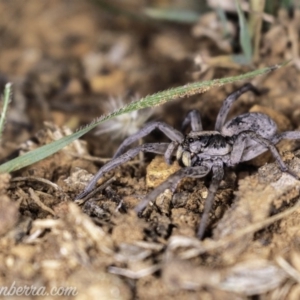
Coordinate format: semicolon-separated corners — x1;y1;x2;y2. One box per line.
113;122;184;159
181;110;203;132
230;131;299;179
134;164;211;214
215;83;261;131
239;144;268;162
164;142;178;165
76;143;170;199
237;130;300;162
197;159;224;239
272;131;300;144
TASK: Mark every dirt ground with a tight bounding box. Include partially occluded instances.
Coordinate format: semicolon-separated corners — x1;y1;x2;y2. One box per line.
1;1;300;299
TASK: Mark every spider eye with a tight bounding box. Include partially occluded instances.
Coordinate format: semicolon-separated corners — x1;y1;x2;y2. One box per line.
188;138;194;143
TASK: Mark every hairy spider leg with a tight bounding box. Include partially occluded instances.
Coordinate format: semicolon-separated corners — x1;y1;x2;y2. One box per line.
197;159;224;239
112;122;184;160
164;141;178;165
75;143;170;199
215;83;261;131
230;131;300;179
237;130;300;162
181;110;203;132
134;165;211;214
273;131;300;143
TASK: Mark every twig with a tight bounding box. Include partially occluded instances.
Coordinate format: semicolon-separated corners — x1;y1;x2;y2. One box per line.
108;264;161;279
69;153;111;163
168;199;300;259
74;176;116;204
11;176;61;191
276;256;300;283
29;188;56;216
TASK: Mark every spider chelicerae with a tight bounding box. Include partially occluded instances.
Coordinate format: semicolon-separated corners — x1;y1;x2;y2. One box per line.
76;83;300;239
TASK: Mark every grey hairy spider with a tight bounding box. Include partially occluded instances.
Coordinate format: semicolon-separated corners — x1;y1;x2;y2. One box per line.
76;83;300;239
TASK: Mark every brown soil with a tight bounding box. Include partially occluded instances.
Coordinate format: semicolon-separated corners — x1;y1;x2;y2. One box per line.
1;1;300;299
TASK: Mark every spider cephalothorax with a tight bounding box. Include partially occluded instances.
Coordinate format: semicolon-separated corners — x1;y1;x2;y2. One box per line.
177;132;233;168
76;83;300;239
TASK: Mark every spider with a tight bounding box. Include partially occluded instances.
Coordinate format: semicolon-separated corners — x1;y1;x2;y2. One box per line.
76;83;300;239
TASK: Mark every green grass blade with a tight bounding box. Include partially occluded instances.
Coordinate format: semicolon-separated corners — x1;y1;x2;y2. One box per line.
0;83;12;143
235;0;253;64
280;0;292;9
249;0;265;62
0;63;285;173
216;6;231;38
144;8;199;23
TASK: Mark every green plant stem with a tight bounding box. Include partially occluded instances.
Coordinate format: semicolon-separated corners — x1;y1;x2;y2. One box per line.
235;0;253;64
0;63;286;173
0;83;12;143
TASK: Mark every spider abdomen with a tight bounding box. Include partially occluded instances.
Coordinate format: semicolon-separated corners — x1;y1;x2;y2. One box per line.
221;112;277;139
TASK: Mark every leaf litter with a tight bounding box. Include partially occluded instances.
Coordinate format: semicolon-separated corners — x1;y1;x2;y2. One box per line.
1;1;300;299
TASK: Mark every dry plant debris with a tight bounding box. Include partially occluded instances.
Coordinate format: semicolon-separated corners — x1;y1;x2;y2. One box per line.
1;1;300;299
